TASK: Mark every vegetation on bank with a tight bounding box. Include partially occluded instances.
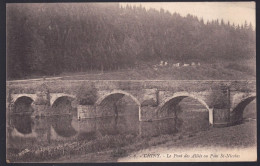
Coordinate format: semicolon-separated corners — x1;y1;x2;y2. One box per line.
7;132;174;162
7;3;255;79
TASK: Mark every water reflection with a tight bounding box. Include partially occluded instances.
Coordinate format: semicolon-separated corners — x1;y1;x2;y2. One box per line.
9;113;183;142
8;101;210;149
10;111;209;139
139;118;178;137
50;115;77;137
177;111;209;132
11;114;34;134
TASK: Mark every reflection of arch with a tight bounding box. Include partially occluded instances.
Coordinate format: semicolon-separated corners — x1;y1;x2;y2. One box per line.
11;114;34;134
11;128;37;138
50;115;77;137
231;95;256;123
95;90;141;106
157;92;210;113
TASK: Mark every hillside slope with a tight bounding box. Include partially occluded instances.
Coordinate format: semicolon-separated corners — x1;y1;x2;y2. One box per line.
60;60;255;80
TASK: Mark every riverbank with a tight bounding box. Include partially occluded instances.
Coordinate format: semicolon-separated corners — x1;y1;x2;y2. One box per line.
50;118;256;163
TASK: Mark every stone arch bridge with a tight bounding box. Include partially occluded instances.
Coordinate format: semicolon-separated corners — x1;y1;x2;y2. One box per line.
6;80;256;127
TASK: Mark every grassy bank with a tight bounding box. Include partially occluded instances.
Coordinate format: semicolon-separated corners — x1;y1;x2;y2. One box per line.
7;131;183;162
60;61;255;80
53;119;256;162
7;60;256;81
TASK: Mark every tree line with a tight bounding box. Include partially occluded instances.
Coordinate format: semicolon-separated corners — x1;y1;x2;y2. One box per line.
7;3;255;79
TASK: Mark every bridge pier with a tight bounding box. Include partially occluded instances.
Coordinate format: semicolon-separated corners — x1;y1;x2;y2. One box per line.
209;108;214;125
139;106;157;121
212;108;230;127
31;104;50;117
77;105;96;119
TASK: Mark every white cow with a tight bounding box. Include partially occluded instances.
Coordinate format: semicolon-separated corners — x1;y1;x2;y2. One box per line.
160;61;164;66
173;63;180;67
153;65;158;71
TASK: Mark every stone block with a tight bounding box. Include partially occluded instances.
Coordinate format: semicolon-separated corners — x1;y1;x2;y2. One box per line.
213;108;230;127
31;104;50;117
77;105;96;119
140;89;158;107
34;91;49;105
141;99;157;107
140;106;157;121
76;118;96;133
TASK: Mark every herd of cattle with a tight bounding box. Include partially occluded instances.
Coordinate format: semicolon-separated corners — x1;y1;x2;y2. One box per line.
153;61;201;70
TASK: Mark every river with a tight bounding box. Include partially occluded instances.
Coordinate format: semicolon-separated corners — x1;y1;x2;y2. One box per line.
6;97;255;162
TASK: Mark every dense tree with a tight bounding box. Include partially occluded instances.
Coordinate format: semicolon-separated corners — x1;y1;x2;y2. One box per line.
6;3;256;79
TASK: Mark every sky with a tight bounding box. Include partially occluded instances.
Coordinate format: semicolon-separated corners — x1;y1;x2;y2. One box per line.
120;2;255;28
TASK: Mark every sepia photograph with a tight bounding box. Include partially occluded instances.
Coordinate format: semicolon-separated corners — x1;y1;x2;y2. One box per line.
5;2;256;163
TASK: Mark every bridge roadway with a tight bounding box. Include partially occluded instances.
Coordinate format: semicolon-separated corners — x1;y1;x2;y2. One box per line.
6;79;256;127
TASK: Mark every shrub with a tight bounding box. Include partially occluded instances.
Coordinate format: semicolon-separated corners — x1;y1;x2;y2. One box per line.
33;92;49;105
76;83;97;105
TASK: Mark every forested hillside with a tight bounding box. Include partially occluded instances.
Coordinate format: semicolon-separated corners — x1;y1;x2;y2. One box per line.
7;3;255;79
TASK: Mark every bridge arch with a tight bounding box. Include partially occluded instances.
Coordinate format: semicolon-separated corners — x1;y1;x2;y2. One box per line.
13;96;34;105
96;90;141;120
13;96;34;113
157;92;210;112
12;94;36;104
51;95;77;115
231;94;256;112
230;94;256;124
156;92;211;125
50;94;76;106
52;96;76;107
95;90;141;106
